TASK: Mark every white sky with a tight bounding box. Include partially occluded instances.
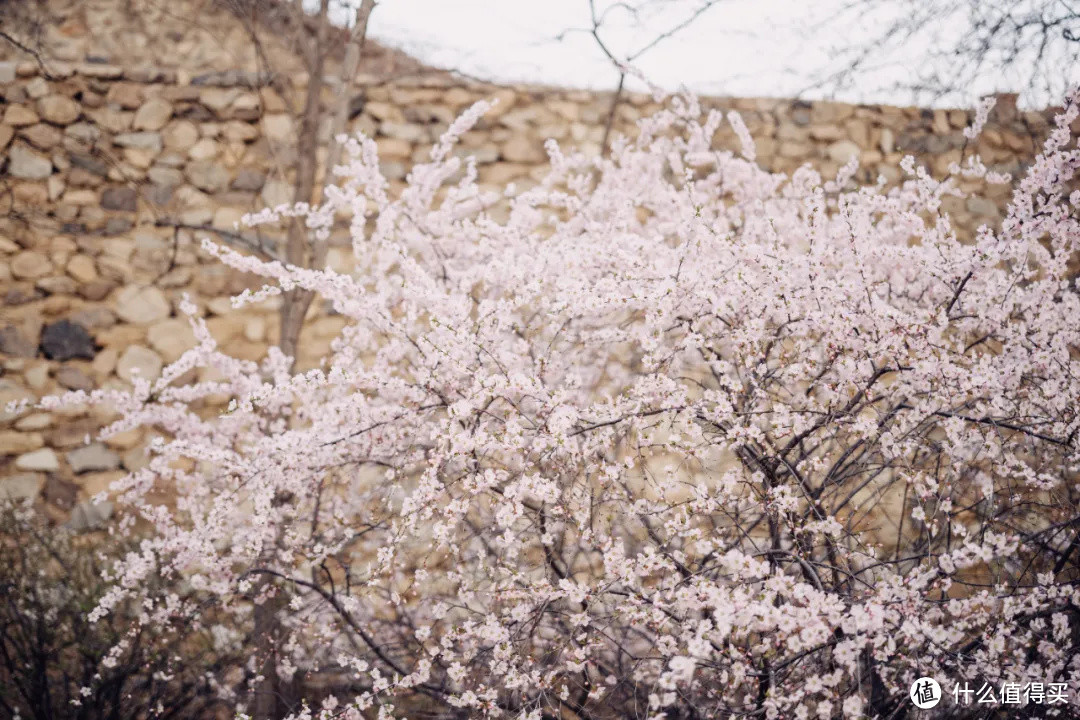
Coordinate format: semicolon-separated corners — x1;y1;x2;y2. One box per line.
329;0;1077;109
368;1;846;96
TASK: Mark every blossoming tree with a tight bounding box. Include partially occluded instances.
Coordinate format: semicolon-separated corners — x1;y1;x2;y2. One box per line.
35;92;1080;719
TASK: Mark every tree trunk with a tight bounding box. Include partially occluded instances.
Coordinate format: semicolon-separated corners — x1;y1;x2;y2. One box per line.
255;4;376;718
278;0;331;368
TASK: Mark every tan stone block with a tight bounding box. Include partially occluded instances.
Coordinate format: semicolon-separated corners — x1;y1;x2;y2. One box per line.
15;447;59;471
91;346;119;378
485;88;518;118
262;113;293;142
4;105;39;127
133;97;174;131
14;413;52;431
8;144;52;179
0;430;44;455
20;122;62;150
222;120;258;142
163;119;199;150
80;470;126;497
37;95;80;125
103;427;143;450
778;141;811;159
0;472;42;502
810;101;854;124
377;137;413;158
199;87;241;114
147;318;197;362
96;325;145;349
11;251;52;279
879;128;895;154
827;140;861;163
24;77;48;99
207;315;244;345
106;82;144;109
188;137;220;160
547;100;580;122
480;162;530;184
66;254;98;283
116;345;163;383
932;109;950;134
501;136;544;163
845;119;871;147
259;87;288;113
47;176;65;201
365;101;404;122
243;316;266;343
444;87;477;107
62;189;99;206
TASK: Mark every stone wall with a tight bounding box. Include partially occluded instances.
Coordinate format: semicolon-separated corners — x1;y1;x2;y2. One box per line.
0;19;1066;527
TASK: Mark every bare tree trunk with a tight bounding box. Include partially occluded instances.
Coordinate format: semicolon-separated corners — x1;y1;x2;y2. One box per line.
252;589;287;720
258;7;329;718
278;0;376;370
277;0;330;368
254;5;376;718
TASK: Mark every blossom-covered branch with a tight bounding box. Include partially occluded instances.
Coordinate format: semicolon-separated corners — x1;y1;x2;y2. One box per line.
38;90;1080;719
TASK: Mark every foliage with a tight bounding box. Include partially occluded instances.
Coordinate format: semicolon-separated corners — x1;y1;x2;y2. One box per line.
0;502;246;720
28;91;1080;719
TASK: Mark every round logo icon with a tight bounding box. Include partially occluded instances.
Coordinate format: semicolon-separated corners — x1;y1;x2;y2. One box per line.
910;677;942;709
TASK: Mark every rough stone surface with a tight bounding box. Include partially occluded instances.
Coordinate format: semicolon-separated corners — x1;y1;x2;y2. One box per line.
132;97;174;131
55;366;95;391
8;143;52;179
67;443;121;473
37;94;81;124
21;122;62;150
40;474;77;510
114;285;171;324
262;113;293;141
0;326;37;357
187;137;219;160
66;500;115;531
4;104;39;126
0;430;44;455
163;119;199;149
11;251;52;279
101;186;138;211
147;165;184;186
40;320;97;360
68;307;117;330
66;254;98;283
501;136;545;163
147;318;198;362
70;153;109;177
15;448;59;472
116;345;163;383
113;131;163;152
0;18;1052;526
232;168;265;191
827;140;861;163
223;119;258;142
967;196;1001;218
186;160;230;193
0;473;41;502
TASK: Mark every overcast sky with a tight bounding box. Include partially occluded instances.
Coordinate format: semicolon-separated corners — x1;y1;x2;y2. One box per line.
351;0;1079;110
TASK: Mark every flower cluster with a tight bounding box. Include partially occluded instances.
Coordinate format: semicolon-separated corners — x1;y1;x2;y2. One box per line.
42;91;1080;718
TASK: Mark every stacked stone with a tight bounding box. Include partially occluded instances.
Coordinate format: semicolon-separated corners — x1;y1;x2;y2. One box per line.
0;54;1061;526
